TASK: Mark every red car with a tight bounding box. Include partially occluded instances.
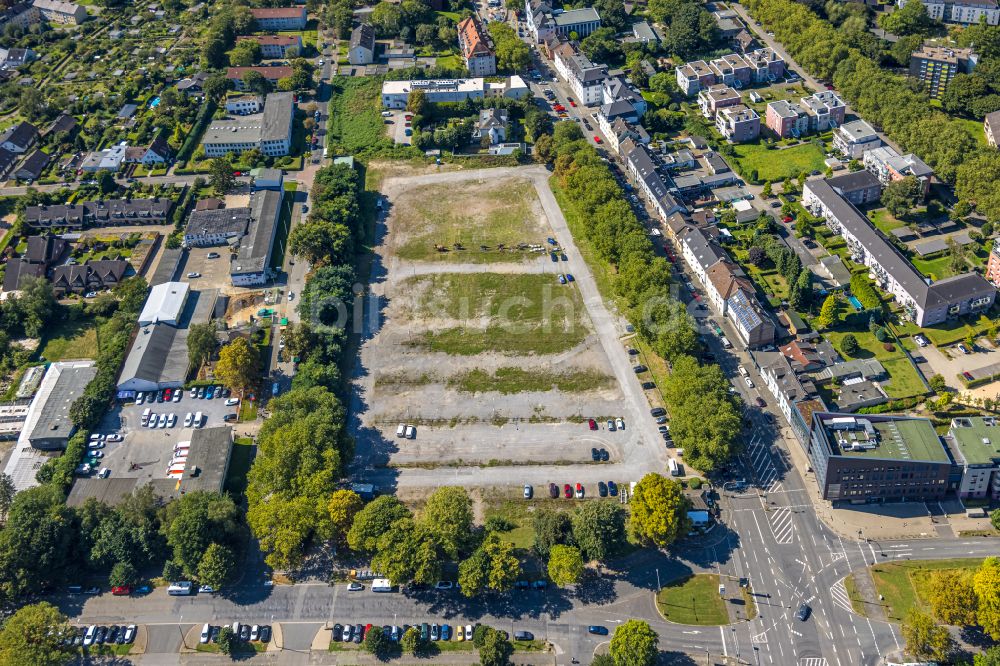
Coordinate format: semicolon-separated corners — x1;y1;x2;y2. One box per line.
569;100;577;107
575;483;584;499
164;388;172;400
593;136;602;144
563;484;572;498
782;216;793;223
111;586;131;596
964;371;974;381
363;624;372;639
588;418;598;431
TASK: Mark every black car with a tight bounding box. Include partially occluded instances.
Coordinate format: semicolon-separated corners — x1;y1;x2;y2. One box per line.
223;413;238;422
549;483;559;498
240;624;251;641
588;626;609;635
107;626;120;643
608;481;618;496
632;364;647;373
797;603;811;621
333;624;344;641
650;407;666;417
598;481;608;497
591;447;600;461
755;397;767;408
260;626;271;643
641;381;655;390
354;625;364;643
600;449;609;461
627;347;639;355
95;626;107;644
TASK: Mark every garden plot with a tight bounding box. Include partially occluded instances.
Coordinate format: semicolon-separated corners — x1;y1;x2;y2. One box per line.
353;171;629;466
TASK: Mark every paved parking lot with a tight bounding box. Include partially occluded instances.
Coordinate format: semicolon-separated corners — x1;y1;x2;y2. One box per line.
93;391;239;480
919;339;1000;389
177;247;233;292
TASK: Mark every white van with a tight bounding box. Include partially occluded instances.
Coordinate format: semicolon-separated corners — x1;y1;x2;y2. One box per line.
668;458;680;477
405;425;416;439
738;365;748;377
141;408;151;426
721;336;733;349
200;624;210;644
167;581;194;596
371;578;393;592
194;411;203;428
396;424;406;438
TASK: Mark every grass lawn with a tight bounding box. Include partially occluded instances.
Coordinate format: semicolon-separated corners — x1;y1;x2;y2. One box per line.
405;273;591;355
436;54;462;69
731;141;826;182
905;310;998;347
911;253;956;281
868;558;983;622
238;398;258;421
550;178;616;302
824;327;926;399
483;492;577;551
328;76;396;154
39;318;98;361
395;179;550;263
868;209;907;235
448;367;613;394
954;117;987;146
656;574;730;625
223;437;255;497
844;574;867;617
196;641;266;655
268;196;294;271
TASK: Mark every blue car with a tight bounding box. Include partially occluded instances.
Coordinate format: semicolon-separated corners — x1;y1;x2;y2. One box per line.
588;626;608;635
205;386;215;400
566;273;574;282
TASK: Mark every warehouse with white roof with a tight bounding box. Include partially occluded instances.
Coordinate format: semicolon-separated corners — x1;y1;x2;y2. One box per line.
138;281;189;326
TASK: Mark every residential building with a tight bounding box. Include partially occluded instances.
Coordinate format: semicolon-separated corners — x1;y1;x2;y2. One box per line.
248;6;306;30
597;99;639;139
676;60;716;96
909;44;977;98
709;53;752;88
0;147;14;181
176;72;210;96
826;169;882;206
457;16;496;77
226;66;292;91
780;340;826;373
253;167;283;191
743;47;785;82
184;206;252;247
800;91;846;131
816;358;887;384
123;136;172;167
677;223;728;288
473;108;508;144
899;0;1000;25
863;145;934;194
13;149;49;181
765;99;809;138
631;21;658;43
986;110;1000;147
380;76;528;108
702;257;776;347
946;416;1000;499
808;412;953;503
25;198;173;229
238;34;303;58
831;380;889;413
231;188;282;286
552;43;606;106
754;351;825;443
202;92;295;157
697;84;741;118
32;0;85;24
51;259;129;296
833;119;881;158
0;2;39;31
605;119;648;154
348;23;375;65
804;178;996;326
0;47;35;69
1;234;67;292
661;149;696;171
602;76;646;116
734;29;758;53
0;121;37;153
716;105;760;143
225;94;264;115
714;10;744;38
524;0;601;41
620;140;685;220
80;142;129;173
44;112;77;138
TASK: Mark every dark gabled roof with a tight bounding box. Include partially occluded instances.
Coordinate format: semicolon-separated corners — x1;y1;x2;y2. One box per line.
827;169;880;195
925;273;997;310
14;149;50;179
350;23;375;51
1;259;45;292
0;147;18;174
0;121;37;149
45;113;77;136
24;235;67;264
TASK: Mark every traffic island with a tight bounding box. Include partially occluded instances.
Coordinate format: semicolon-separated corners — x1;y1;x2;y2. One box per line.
655;573;732;625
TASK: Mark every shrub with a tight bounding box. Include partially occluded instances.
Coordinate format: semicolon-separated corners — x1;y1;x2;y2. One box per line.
883;342;895;351
688;478;702;489
840;334;860;356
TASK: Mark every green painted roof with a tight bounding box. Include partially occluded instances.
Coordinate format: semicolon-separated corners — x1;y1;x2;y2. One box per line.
948;417;1000;466
828;416;949;463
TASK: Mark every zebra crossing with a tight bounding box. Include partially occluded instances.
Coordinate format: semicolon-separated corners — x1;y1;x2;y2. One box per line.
768;506;794;544
798;659;828;666
829;580;854;614
745;437;782;492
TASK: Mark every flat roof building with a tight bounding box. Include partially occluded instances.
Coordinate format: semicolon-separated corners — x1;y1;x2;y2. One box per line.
380;76;529;108
203;92;294;158
231;189;282;287
946;416;1000;499
833;119;881;158
138;281;189;326
184;206;251;247
808;412;953;503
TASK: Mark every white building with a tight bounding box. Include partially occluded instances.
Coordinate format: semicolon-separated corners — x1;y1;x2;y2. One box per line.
231;189;282;287
552;43;606;106
348;23;375;66
899;0;1000;25
380;77;528;109
138;281;189;326
224;95;263;116
833;119;881;158
32;0;86;24
202;92;294;157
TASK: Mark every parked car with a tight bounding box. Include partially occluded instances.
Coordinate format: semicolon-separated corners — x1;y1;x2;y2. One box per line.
588;626;609;635
588;418;598;430
598;481;608;497
608;481;618;496
347;582;363;591
633;365;647;373
958;343;971;354
434;580;454;590
797;603;811;621
186;272;201;278
523;484;533;499
549;483;559;498
575;483;584;499
756;397;767;408
563;483;572;498
615;417;625;430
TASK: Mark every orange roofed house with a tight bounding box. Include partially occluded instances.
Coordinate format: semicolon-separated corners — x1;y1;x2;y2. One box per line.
457;17;496;77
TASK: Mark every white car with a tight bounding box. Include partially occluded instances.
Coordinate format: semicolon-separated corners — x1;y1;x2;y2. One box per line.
106;433;122;442
147;412;157;428
135;392;145;405
744;376;754;388
167;413;177;428
189;388;198;399
88;451;104;459
287;292;294;301
87;441;104;450
89;433;105;442
435;581;454;590
99;468;110;478
225;398;240;406
615;417;624;430
158;413;168;428
207;252;220;259
200;624;210;644
184;412;193;427
187;272;201;278
84;291;97;298
172;391;181;402
83;625;97;647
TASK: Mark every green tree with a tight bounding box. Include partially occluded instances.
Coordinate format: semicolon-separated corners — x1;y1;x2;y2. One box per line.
0;602;72;666
532;509;572;558
840;334;860;357
241;70;269;96
16;275;56;338
363;625;391;656
216;626;238;655
974;646;1000;665
371;518;442;586
761;181;773;198
0;472;14;523
901;609;953;662
882;176;923;218
629;473;690;548
816;293;839;330
327;489;364;546
69;394;105;430
214;338;260;394
209;154;236;196
406;89;426;114
197;543;238;590
420;486;472;558
109;561;138;589
459;533;520;596
478;627;514;666
571;501;626;562
975;557;1000;640
878;0;936;36
229;40;261;67
609;619;659;666
991;508;1000;532
161;491;244;579
400;626;422;654
547;544;584;586
187;321;218;372
347;495;411;553
289;218;353;265
927;569;978;626
458;548;489;597
928;374;947;393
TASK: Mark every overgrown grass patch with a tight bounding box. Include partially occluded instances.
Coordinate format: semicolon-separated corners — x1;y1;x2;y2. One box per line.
223;437;255;497
824;327;926;399
868;559;983;622
731;141;826;182
656;574;730;625
448;367;613;394
39;317;99;361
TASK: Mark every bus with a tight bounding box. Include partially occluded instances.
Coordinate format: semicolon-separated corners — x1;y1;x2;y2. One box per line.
668;459;680;477
371;578;394;593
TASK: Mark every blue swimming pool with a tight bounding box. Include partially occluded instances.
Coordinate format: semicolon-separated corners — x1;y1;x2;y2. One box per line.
149;97;161;108
848;295;863;311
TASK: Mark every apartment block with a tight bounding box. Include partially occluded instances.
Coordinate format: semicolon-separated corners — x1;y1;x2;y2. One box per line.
202;92;294;157
226;66;293;91
238;34;303;58
765;99;809;138
552;42;606;106
833;119;881;158
909;45;977;98
799;91;846;131
825;170;882;207
249;7;307;31
946;416;1000;499
619;139;685;220
697;84;741;118
863;145;934;195
900;0;1000;25
716;104;760;143
458;17;496;77
224;94;263;116
525;0;601;41
709;53;752;88
986;110;1000;147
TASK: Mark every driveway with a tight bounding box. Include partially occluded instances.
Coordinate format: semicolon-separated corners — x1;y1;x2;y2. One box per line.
921;340;1000;389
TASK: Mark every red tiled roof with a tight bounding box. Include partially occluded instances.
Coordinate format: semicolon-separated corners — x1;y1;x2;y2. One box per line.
458;16;493;60
226;66;293;80
249;7;304;18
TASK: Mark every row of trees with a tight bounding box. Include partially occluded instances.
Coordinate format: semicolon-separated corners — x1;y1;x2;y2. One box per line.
745;0;1000;221
489;23;531;73
245;163;364;569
